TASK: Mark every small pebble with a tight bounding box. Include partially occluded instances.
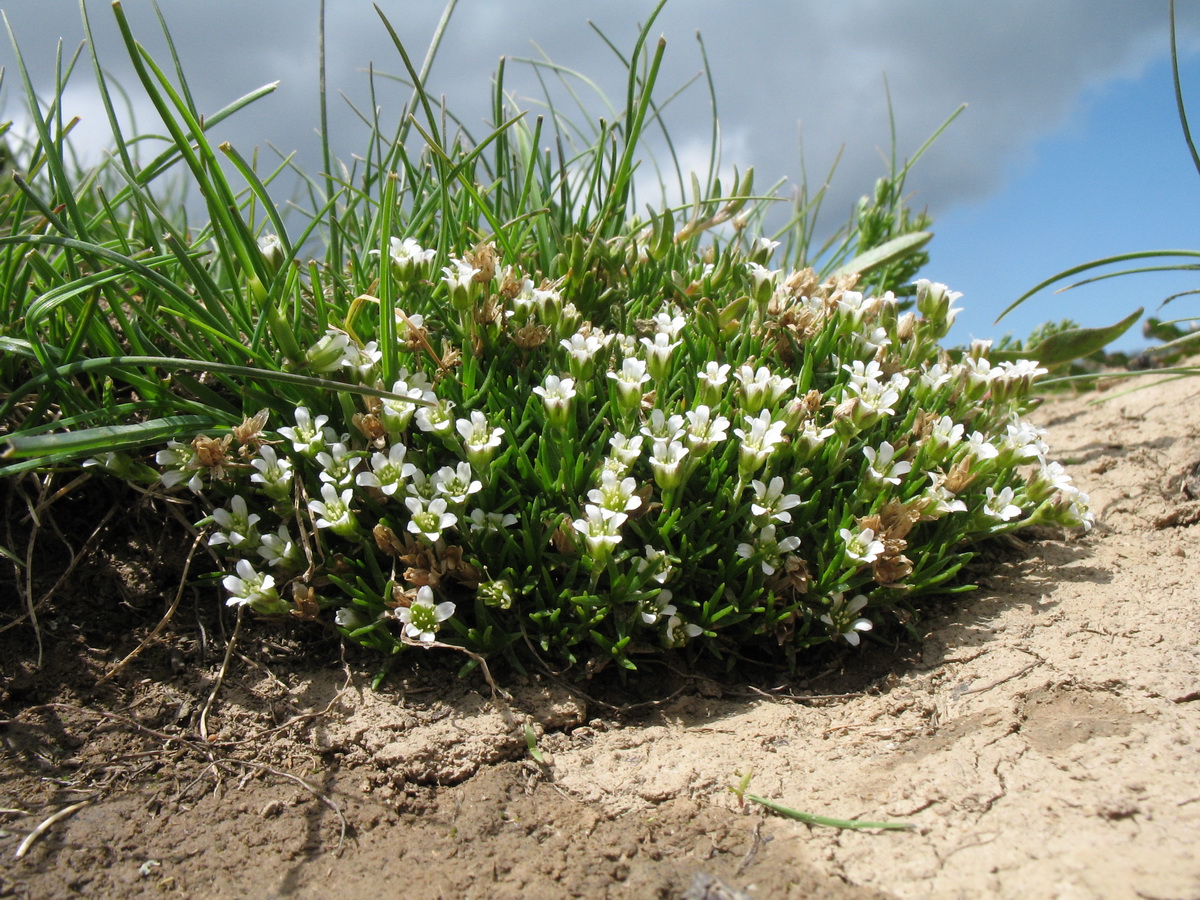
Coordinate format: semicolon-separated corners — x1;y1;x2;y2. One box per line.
260;800;284;819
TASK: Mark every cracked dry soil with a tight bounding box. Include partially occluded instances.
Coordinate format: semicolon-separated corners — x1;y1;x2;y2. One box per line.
2;370;1199;900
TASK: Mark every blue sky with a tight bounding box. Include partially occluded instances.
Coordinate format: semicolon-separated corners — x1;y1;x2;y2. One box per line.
938;52;1200;350
2;1;1198;351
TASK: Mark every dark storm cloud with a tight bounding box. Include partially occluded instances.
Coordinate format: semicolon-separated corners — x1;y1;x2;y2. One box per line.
3;1;1198;230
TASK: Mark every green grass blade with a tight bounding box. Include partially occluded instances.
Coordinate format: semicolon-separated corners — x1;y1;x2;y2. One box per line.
745;793;914;832
830;231;932;281
992;308;1143;366
997;249;1200;323
3;415;215;460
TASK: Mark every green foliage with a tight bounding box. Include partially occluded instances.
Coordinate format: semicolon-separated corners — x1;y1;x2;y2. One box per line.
0;3;1092;675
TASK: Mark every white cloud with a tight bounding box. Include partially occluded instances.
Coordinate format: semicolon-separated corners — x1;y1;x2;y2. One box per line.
2;0;1197;231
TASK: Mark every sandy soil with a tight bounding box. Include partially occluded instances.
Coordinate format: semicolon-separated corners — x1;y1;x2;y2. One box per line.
2;370;1199;899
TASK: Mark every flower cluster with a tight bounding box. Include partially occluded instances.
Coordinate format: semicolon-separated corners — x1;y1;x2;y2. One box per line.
150;231;1091;670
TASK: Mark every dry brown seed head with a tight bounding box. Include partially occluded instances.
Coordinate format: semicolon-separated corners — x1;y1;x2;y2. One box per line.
233;409;269;447
497;265;525;300
943;456;978;493
872;553;913;586
856;514;883;534
467;241;497;284
353;412;388;448
833;396;859;423
879;499;921;541
192;434;233;478
373;524;405;557
290;583;321;621
511;323;550;350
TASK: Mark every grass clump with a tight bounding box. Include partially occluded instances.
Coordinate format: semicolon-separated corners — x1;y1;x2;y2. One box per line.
0;2;1092;676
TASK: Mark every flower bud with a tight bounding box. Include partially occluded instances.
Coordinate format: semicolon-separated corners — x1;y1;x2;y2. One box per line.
258;233;285;275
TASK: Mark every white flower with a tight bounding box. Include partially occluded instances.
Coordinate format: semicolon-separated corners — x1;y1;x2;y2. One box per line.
863;441;912;486
994;358;1049;384
613;331;639;357
380;379;431;435
640;408;686;444
394;311;426;341
1058;486;1095;531
735;365;793;414
208;495;261;551
383;237;435;281
258;233;285;271
609;432;643;467
561;331;611;373
156;440;204;493
649;439;689;490
796;419;835;454
930;416;964;448
571;504;627;561
635;546;674;586
664;612;703;648
684;405;730;453
532;374;576;427
844;373;901;419
745;261;778;296
962;355;994;388
915;280;963;331
356;443;414;496
599;456;631;479
442;257;480;292
697;361;732;391
639;590;674;625
840;526;884;565
432;462;483;505
982;486;1023;521
468;508;519;532
1002;418;1049;464
334;606;370;630
608;357;651;408
752;236;780;256
733;410;787;477
836;290;868;319
820;592;873;646
455;411;504;467
920;362;955;392
257;523;303;570
414;399;457;437
395;586;455;642
532;286;563;322
696;360;732;406
404;467;435;501
750;477;802;524
588;471;642;514
649;310;686;338
639;332;681;380
316;442;362;488
919;471;968;518
309;484;358;537
508;273;538;321
223;559;279;610
339;340;382;381
478;578;516;610
736;523;801;575
278;407;331;457
305;329;351;373
404;496;458;542
249;445;294;501
1037;460;1075;493
964;431;1000;462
